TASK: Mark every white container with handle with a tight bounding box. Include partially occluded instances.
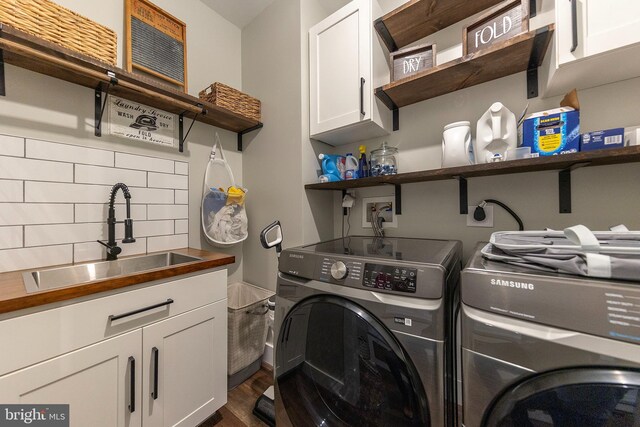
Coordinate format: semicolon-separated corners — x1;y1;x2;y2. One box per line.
442;121;474;167
474;102;517;164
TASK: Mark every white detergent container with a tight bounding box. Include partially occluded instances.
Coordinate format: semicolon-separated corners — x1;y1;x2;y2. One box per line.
442;121;474;167
475;102;517;164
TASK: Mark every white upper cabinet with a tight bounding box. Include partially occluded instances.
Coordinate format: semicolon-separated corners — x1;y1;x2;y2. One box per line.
310;0;391;145
545;0;640;96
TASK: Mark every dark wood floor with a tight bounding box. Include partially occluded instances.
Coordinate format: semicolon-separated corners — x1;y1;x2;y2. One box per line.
199;367;274;427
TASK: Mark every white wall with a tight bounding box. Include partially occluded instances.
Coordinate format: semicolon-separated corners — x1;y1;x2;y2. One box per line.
0;0;245;279
329;1;640;262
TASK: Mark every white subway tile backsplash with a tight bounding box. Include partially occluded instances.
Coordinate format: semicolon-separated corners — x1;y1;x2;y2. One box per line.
132;187;175;204
1;135;25;157
75;204;146;223
175;219;188;234
116;153;173;173
26;139;114;166
26;182;112;203
132;220;174;237
0;180;23;202
74;239;147;263
175;161;189;175
0;226;23;249
0;156;73;182
25;222;106;247
0;245;73;273
0;203;73;225
147;234;188;253
75;165;147;187
147;205;188;220
175;190;188;204
148;172;188;190
2;135;190;273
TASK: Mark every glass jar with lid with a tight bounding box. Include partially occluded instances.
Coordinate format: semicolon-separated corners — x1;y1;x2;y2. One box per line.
370;141;398;176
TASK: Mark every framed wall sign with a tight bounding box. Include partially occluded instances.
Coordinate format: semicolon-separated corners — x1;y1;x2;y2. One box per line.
390;43;436;81
463;0;529;56
108;96;176;147
125;0;188;91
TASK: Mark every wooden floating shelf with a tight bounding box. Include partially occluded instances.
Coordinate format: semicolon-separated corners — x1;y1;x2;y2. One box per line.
305;145;640;191
0;24;261;134
374;0;505;51
376;25;554;109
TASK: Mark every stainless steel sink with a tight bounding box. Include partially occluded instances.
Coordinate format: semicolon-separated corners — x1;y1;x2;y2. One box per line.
22;252;202;293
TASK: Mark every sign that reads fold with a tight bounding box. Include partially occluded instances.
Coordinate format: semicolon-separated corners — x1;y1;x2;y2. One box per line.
463;0;529;56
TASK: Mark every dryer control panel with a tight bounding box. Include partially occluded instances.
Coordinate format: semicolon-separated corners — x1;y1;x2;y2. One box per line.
363;263;417;293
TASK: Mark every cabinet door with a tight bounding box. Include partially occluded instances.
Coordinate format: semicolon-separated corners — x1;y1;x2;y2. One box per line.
0;329;142;427
142;300;227;427
310;0;371;136
557;0;640;65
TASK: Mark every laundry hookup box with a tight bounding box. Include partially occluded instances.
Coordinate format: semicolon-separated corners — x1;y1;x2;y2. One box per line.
522;107;580;156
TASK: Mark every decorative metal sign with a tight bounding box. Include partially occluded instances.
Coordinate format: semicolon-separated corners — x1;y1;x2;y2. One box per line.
108;96;175;147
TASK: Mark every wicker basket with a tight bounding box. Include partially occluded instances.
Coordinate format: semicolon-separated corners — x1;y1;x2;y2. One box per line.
0;0;117;65
199;83;261;122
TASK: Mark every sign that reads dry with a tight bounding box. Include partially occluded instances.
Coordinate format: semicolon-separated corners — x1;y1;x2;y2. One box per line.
391;43;436;81
463;0;529;55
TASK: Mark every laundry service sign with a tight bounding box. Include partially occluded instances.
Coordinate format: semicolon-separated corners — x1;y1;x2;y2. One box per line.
108;96;175;147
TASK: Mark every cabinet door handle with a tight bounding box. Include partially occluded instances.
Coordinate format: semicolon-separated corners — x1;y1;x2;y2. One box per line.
109;299;174;322
151;347;159;400
570;0;578;53
360;77;366;116
128;356;136;413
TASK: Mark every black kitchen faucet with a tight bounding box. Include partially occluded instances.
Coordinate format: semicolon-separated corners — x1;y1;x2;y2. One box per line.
97;183;136;261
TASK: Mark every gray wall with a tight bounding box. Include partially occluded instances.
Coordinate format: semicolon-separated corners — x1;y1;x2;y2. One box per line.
0;0;246;280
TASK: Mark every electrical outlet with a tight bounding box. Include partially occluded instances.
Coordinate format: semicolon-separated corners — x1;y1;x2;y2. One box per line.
362;196;397;228
467;205;494;228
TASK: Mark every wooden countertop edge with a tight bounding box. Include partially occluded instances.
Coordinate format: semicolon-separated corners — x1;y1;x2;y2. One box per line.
0;248;235;315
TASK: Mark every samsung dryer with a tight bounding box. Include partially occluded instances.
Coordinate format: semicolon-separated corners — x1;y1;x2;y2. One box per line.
273;236;462;427
461;244;640;427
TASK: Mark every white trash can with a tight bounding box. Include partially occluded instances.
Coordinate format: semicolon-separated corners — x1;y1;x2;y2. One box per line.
227;281;274;389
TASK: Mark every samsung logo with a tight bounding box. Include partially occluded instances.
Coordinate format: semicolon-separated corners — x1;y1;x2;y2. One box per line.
289;254;304;259
490;278;535;290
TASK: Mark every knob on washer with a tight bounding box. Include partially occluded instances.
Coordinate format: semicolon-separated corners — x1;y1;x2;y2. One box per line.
330;261;348;280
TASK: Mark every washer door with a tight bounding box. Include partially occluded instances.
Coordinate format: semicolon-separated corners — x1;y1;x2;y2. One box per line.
483;368;640;426
276;295;429;427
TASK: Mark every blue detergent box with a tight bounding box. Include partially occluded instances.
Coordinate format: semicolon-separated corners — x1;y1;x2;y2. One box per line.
522;107;580;156
580;128;625;151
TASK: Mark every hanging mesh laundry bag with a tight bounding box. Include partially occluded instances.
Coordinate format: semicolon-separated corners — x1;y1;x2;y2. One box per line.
201;134;248;247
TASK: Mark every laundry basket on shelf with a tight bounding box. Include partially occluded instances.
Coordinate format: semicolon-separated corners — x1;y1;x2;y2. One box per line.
227;281;274;389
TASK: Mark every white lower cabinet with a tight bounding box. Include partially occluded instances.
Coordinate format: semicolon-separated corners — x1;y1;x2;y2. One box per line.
142;301;227;427
0;269;227;427
0;329;143;427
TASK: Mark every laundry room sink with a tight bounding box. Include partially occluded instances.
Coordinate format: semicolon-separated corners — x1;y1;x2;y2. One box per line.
22;252;203;293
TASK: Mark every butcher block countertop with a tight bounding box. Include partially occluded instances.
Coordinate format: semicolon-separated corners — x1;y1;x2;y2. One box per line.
0;248;235;315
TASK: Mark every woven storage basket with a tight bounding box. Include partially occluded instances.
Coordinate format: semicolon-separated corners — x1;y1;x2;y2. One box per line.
199;83;261;122
0;0;117;65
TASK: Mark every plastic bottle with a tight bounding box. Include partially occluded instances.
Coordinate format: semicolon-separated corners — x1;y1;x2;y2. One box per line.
474;102;517;164
318;154;345;180
358;145;369;178
344;153;359;180
319;174;341;183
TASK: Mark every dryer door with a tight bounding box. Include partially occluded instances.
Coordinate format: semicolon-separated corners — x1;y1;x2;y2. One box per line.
276;294;429;427
482;368;640;426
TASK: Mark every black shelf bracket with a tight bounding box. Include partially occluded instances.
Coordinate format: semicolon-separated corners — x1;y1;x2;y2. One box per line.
394;184;401;215
526;67;538;99
393;108;399;131
457;177;468;215
178;105;206;153
94;71;118;137
237;123;263;152
529;0;537;18
526;27;551;99
558;162;590;214
0;49;5;97
375;88;400;131
373;18;398;52
342;189;348;216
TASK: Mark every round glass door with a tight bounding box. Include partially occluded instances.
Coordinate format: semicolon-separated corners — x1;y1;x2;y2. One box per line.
276;295;429;427
483;368;640;426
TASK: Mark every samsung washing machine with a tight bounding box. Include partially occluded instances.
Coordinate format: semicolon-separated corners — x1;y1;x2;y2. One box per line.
461;244;640;427
272;236;462;427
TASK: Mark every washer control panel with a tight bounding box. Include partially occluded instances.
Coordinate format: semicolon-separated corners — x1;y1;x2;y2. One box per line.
363;263;417;293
